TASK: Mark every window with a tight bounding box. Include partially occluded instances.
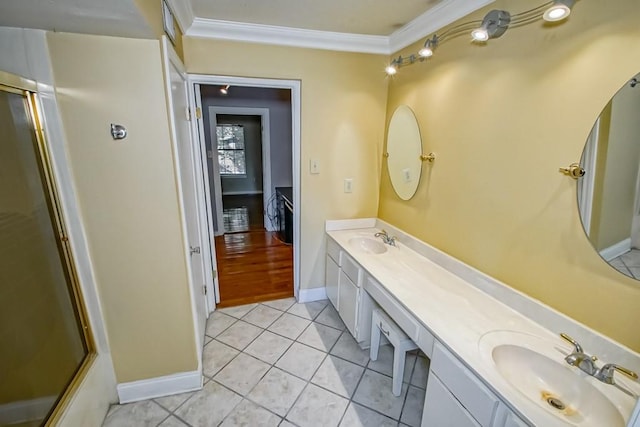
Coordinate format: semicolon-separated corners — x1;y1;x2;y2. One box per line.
216;124;246;175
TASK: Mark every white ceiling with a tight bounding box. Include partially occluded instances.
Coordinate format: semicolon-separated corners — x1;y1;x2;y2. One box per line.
0;0;494;54
191;0;444;36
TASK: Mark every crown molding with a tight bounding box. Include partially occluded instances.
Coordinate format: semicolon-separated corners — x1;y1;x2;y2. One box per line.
165;0;195;33
389;0;495;54
186;18;390;54
182;0;495;55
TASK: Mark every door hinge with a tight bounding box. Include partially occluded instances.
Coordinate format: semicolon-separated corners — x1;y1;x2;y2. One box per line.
203;285;207;295
212;269;217;279
195;107;202;119
185;107;191;121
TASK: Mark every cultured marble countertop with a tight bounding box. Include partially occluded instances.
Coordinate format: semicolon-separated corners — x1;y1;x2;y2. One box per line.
327;226;640;427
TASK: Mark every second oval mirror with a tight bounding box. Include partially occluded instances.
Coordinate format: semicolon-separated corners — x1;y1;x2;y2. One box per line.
386;105;423;200
578;72;640;280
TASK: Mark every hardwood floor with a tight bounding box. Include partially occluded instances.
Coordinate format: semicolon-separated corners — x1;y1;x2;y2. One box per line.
215;230;293;307
222;194;264;232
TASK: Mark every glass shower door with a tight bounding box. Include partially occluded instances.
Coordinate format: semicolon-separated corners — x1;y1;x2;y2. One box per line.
0;82;91;426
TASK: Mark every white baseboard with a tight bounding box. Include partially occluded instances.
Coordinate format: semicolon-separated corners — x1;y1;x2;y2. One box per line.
0;395;57;425
600;238;631;261
298;286;327;303
116;370;202;404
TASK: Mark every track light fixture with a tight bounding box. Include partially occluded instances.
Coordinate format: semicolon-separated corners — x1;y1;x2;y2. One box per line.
385;1;578;75
385;55;420;76
418;36;438;58
471;10;511;42
385;60;399;76
543;0;575;22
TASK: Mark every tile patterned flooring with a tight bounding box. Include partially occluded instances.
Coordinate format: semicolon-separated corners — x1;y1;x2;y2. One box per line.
609;248;640;279
102;298;429;426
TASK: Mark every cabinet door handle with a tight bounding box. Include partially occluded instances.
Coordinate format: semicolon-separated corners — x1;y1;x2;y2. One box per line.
380;322;390;337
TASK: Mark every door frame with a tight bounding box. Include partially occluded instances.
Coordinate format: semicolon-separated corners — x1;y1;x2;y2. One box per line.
188;74;302;301
579;117;599;236
161;37;211;373
209;107;274;232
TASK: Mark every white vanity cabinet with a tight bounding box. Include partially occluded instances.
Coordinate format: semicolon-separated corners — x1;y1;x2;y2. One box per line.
325;237;375;346
325;238;341;309
423;342;530;427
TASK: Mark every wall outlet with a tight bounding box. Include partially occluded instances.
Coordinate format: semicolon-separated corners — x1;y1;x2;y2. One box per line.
310;159;320;174
344;178;353;193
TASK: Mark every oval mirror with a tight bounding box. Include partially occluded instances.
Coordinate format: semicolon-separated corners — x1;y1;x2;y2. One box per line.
578;72;640;280
386;105;423;200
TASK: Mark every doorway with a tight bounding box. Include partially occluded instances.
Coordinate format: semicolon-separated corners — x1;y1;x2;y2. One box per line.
189;77;301;307
212;112;273;234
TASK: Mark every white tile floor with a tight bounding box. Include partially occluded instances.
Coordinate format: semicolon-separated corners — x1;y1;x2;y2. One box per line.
609;248;640;279
102;298;429;427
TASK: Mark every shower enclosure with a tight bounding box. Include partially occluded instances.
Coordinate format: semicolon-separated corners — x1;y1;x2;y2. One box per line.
0;71;93;426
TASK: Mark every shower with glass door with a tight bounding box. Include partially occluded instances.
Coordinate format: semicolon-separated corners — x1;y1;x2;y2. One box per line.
0;71;93;426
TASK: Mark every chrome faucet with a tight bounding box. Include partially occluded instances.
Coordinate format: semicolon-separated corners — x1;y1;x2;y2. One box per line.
374;229;397;246
560;333;639;384
561;333;598;375
595;363;639;385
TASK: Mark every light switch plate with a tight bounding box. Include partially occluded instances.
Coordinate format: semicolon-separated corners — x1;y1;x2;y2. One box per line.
344;178;353;193
310;159;320;174
402;168;412;183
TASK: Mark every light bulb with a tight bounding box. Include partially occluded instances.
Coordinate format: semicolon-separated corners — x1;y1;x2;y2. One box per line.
220;85;230;95
543;0;574;22
418;46;433;58
471;27;489;42
543;4;570;21
385;63;398;76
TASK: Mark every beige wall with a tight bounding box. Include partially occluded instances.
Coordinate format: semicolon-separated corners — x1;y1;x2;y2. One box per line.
184;39;388;289
47;32;197;382
378;0;640;351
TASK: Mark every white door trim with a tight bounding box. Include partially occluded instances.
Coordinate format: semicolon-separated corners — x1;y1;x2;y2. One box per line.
161;37;209;375
579;118;599;236
191;84;220;306
209;106;274;231
188;74;301;300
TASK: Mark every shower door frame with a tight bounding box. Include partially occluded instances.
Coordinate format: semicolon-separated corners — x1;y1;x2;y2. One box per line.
0;70;96;426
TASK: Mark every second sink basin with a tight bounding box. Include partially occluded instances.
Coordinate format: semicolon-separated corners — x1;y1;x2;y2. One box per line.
479;331;625;427
348;237;387;254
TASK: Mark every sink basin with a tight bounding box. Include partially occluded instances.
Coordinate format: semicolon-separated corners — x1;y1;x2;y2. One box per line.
479;331;625;427
348;237;387;254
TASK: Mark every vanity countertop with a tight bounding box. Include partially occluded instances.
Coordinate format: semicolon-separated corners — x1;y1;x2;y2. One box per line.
327;223;640;427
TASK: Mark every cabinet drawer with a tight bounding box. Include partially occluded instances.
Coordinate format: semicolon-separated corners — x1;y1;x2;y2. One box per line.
494;405;531;427
326;237;341;265
341;253;361;285
364;276;419;341
431;342;499;427
422;375;480;427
